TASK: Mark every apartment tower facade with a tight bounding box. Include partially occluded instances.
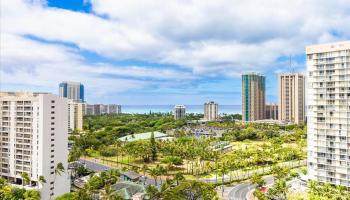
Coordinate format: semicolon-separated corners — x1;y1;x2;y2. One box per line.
204;101;218;121
67;100;84;133
174;105;186;120
242;73;266;121
59;81;84;102
278;73;305;124
0;92;70;199
307;41;350;187
107;104;122;114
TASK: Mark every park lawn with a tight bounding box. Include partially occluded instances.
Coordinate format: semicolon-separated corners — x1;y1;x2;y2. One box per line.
230;140;268;150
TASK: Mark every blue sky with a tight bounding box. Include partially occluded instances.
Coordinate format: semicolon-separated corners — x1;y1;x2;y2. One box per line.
2;0;350;105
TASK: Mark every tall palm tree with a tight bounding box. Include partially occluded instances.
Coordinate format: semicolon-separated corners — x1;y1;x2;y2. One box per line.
218;163;229;196
38;175;46;190
50;162;65;200
20;172;30;188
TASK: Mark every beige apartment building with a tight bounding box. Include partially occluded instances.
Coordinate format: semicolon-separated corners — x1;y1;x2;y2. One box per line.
204;101;218;121
307;41;350;187
265;103;278;120
278;73;305;124
67;100;84;133
242;73;266;121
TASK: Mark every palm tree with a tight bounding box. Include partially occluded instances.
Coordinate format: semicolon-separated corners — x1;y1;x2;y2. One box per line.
20;172;30;188
251;173;265;189
23;190;41;200
38;175;46;189
218;163;229;197
141;164;148;176
173;172;185;186
51;162;65;200
157;165;167;185
102;169;120;186
100;184;123;200
149;168;159;186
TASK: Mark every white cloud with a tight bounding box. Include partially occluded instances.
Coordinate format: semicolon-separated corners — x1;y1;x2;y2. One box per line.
4;0;350;74
2;0;350;103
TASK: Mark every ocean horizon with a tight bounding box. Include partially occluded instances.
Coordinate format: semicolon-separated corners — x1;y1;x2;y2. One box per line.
122;105;241;114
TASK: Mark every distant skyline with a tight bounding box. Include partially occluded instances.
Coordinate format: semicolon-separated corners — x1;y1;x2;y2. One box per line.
2;0;350;104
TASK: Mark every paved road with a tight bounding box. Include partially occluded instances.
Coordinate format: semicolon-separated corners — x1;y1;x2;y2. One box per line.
228;176;274;200
79;159;111;172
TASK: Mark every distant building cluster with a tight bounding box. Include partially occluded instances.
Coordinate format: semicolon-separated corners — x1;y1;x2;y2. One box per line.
241;72;305;124
85;104;122;115
59;82;85;133
173;101;219;122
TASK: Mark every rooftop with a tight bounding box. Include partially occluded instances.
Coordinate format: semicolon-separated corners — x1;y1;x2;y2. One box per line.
118;131;169;142
111;181;145;200
121;171;142;180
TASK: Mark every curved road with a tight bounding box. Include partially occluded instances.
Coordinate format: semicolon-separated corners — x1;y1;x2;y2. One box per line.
228;176;274;200
228;183;254;200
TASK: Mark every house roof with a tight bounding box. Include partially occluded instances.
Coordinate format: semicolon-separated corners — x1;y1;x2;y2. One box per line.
111;181;145;199
121;171;142;180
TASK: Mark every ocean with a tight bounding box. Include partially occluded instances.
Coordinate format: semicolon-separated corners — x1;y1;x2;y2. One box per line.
122;105;241;114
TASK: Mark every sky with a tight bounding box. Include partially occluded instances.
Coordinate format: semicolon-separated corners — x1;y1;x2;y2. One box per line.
1;0;350;105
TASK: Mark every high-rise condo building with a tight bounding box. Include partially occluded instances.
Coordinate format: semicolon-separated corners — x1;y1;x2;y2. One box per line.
59;81;84;102
85;104;94;115
307;41;350;187
204;101;218;121
67;100;84;133
242;73;266;121
0;92;70;199
86;104;122;115
107;104;122;114
174;105;186;120
93;104;107;115
278;73;305;124
265;103;278;120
